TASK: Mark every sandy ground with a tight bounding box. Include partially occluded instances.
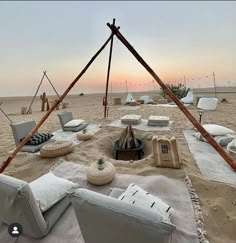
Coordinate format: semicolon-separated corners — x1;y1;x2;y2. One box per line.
0;90;236;243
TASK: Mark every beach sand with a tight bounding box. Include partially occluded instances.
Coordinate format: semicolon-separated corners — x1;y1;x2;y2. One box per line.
0;90;236;243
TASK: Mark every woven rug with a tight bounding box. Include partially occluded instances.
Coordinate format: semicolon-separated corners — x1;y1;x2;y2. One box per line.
145;103;190;108
183;129;236;186
118;106;140;111
108;119;173;131
0;161;208;243
52;124;101;145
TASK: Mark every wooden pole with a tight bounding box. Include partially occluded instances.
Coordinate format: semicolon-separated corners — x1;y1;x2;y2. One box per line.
0;33;114;173
40;92;46;111
27;72;46;114
44;71;64;104
0;101;13;123
104;18;116;118
213;72;217;97
107;22;236;171
125;80;128;93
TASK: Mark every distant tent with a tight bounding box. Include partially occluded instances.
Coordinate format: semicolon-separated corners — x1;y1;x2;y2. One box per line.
125;93;136;104
139;95;153;104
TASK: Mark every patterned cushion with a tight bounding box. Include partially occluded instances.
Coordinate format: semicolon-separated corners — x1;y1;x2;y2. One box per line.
118;183;174;221
20;133;53;146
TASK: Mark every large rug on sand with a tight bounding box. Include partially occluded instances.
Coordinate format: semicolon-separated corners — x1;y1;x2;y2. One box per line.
108;119;173;131
52;124;101;145
183;129;236;186
0;161;208;243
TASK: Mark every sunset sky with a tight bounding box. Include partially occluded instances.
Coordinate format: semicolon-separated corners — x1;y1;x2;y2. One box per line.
0;1;236;97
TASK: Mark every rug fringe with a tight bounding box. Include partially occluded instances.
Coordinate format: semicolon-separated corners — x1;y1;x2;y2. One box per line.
46;159;65;174
184;175;210;243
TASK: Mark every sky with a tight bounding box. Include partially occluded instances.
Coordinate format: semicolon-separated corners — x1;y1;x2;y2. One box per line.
0;1;236;97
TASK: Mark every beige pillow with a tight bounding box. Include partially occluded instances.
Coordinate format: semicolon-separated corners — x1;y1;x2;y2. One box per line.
30;173;79;212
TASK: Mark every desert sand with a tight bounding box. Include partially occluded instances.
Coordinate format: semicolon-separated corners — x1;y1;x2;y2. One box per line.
0;90;236;243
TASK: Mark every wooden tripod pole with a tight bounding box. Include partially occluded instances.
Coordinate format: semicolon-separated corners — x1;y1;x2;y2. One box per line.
44;71;64;104
104;18;116;118
0;33;114;173
0;101;13;123
107;22;236;171
27;72;46;114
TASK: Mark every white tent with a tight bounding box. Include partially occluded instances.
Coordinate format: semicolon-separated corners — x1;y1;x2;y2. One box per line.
125;93;136;104
139;95;153;104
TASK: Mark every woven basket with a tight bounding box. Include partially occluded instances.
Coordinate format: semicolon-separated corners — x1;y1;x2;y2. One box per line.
40;141;74;158
87;162;116;186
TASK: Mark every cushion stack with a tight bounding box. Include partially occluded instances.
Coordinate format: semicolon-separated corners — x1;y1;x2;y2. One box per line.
148;116;169;126
121;114;142;125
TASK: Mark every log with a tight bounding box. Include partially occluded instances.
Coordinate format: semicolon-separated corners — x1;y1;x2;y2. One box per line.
118;124;139;150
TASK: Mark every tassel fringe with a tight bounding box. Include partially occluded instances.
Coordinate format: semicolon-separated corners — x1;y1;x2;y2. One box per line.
185;175;209;243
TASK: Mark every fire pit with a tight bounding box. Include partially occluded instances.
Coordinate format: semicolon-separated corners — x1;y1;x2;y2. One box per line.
113;139;144;160
112;124;144;160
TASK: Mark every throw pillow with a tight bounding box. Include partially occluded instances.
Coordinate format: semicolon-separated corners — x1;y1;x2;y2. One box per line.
193;132;207;142
214;135;236;147
29;173;79;212
227;139;236;159
202;124;235;136
64;119;85;128
20;133;53;146
118;183;174;221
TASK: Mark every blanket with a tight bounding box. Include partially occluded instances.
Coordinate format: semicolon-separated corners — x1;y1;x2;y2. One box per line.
52;124;101;145
0;161;208;243
183;129;236;186
108;119;173;131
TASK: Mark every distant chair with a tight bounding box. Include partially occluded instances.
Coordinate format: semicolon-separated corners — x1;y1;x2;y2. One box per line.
57;111;88;132
0;174;70;238
139;95;153;104
10;120;53;153
180;91;193;104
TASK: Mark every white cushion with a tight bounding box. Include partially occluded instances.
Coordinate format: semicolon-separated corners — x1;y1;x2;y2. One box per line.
64;119;85;128
118;183;174;221
227;139;236;159
193;132;206;142
148;116;169;122
29;173;79;212
202;124;235;136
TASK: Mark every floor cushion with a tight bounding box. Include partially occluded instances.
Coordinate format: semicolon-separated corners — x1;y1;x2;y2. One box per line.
40;141;74;158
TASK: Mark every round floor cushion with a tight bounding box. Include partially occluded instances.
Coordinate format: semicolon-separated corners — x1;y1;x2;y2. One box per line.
40;141;74;158
77;132;93;141
87;162;116;186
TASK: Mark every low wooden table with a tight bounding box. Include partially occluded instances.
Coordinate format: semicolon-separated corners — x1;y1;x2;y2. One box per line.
87;162;116;186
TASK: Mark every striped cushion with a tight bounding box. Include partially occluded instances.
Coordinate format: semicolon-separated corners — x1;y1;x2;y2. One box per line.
20;133;53;145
